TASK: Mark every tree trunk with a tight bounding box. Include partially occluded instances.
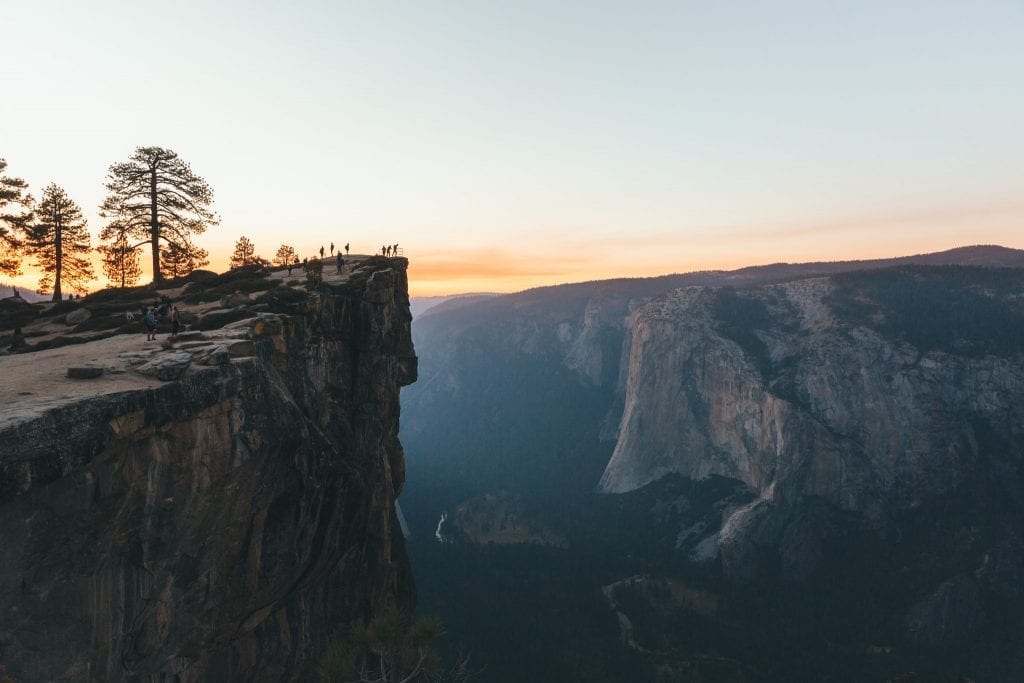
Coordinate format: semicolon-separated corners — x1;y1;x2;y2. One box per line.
150;164;161;284
52;214;63;302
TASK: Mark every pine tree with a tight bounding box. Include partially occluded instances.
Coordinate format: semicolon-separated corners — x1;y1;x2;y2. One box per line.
230;235;256;269
161;241;209;279
24;184;95;301
99;233;143;288
99;146;217;283
274;244;298;268
317;610;461;683
0;158;33;276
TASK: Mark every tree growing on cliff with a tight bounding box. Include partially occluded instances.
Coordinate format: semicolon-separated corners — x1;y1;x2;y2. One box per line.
23;184;94;300
230;235;256;268
99;146;217;284
275;244;298;268
303;256;323;290
98;233;143;288
0;157;33;276
161;240;209;279
317;610;473;683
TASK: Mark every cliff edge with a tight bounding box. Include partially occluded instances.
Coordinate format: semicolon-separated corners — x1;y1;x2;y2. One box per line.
0;258;416;681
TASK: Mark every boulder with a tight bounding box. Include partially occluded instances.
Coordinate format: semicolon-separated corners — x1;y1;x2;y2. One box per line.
198;345;230;366
67;366;103;379
136;351;192;381
64;308;91;325
227;340;255;357
176;341;216;350
219;292;252;308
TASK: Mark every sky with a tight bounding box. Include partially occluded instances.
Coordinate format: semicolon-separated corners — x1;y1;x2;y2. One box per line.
2;0;1023;296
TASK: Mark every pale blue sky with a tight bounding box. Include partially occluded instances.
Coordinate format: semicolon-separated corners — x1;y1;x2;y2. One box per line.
3;1;1023;293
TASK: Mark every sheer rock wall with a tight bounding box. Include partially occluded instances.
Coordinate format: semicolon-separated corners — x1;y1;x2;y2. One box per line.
599;275;1024;579
0;260;416;681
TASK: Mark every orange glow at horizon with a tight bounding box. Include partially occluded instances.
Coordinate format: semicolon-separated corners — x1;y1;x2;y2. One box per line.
4;198;1022;300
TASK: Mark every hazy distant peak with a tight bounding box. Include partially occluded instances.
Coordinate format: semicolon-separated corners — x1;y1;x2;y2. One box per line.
410;292;500;319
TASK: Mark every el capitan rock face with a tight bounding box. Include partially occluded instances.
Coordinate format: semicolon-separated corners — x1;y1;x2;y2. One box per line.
0;259;416;681
600;267;1024;578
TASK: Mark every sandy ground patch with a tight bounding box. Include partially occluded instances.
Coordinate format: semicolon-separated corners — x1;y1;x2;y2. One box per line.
0;334;166;429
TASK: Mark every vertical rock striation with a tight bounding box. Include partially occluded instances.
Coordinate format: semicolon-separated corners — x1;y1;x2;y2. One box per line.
0;259;416;681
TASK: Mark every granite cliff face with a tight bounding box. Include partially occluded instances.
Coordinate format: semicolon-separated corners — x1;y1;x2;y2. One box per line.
0;259;416;681
403;247;1024;506
600;267;1024;579
401;254;1024;681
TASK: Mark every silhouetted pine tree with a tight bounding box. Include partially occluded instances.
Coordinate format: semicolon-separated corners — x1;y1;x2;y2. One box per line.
275;244;298;268
161;240;208;279
0;157;33;277
24;184;94;301
230;235;256;268
99;233;143;288
99;146;217;283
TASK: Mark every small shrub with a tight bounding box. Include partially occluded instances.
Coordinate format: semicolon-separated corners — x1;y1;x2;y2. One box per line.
304;259;323;290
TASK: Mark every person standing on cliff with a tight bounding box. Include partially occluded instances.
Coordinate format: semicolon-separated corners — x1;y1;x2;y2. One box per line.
344;242;349;255
330;241;335;255
336;252;343;274
171;306;181;338
143;308;157;341
319;245;325;259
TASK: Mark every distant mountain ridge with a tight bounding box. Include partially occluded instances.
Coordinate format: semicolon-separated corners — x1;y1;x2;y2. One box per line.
409;292;499;319
0;283;48;303
401;245;1024;680
403;244;1024;501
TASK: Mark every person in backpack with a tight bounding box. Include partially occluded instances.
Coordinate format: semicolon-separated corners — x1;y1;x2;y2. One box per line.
143;308;157;341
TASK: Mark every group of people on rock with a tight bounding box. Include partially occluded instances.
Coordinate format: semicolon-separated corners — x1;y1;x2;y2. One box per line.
320;242;350;259
312;241;402;260
141;295;180;341
135;238;403;343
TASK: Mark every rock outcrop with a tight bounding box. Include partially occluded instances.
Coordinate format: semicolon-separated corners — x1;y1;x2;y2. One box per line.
0;259;416;681
444;493;567;547
599;267;1024;579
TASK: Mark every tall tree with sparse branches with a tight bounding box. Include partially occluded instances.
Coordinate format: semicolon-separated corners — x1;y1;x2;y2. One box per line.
24;184;95;301
99;233;143;288
99;146;217;284
230;235;256;269
0;157;34;276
